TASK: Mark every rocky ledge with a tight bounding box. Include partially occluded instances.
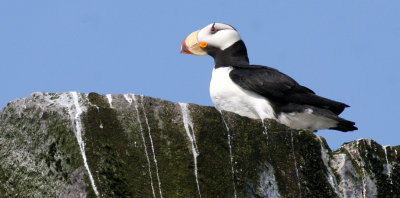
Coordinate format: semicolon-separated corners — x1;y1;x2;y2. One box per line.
0;92;399;197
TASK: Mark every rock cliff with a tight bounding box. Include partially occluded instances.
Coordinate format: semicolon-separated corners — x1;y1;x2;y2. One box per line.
0;92;399;197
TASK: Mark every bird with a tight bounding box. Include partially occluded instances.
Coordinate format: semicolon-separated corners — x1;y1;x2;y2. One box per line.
180;22;357;132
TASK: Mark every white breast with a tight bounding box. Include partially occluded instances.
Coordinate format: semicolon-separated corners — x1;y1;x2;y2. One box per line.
209;67;276;120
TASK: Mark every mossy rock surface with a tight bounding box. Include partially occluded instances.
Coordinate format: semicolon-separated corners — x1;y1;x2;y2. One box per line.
0;92;399;197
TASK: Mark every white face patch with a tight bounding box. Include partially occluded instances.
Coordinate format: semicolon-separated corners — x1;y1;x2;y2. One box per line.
197;23;241;51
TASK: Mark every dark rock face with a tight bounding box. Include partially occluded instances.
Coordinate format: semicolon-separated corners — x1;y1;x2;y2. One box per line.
0;92;399;197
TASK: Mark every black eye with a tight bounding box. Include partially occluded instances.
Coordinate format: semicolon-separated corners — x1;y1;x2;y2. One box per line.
211;22;217;33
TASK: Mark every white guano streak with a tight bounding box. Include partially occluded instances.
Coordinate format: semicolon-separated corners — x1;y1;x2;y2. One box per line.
362;167;367;197
179;103;201;198
123;94;132;105
290;131;301;196
130;94;157;198
106;94;113;108
261;119;269;146
355;141;367;198
383;146;393;186
316;136;339;195
219;112;237;198
70;92;99;196
140;95;163;198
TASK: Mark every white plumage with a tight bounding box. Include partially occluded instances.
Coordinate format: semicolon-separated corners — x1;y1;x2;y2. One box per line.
210;67;275;120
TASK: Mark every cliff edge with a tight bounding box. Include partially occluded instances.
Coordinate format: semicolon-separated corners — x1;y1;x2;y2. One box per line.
0;92;398;197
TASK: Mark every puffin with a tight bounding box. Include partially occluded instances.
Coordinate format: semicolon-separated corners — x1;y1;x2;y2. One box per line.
180;22;357;132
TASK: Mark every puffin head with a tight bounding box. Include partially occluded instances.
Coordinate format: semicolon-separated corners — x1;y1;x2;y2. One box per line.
180;23;249;66
180;23;242;54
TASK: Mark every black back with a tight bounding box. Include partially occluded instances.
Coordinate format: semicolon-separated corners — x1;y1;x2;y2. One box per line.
229;65;349;115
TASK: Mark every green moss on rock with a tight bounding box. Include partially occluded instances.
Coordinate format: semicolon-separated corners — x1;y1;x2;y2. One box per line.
0;94;83;197
190;105;236;197
84;93;134;197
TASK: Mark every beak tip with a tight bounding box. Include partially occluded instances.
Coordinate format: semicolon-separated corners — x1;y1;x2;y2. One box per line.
180;40;192;54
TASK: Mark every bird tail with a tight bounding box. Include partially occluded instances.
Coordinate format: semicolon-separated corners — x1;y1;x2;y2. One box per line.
302;105;357;132
330;117;358;132
290;93;349;115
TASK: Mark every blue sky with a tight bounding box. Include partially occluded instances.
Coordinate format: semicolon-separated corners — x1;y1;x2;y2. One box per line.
1;1;399;149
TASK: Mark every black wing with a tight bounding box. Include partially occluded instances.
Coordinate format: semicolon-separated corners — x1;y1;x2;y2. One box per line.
229;65;349;115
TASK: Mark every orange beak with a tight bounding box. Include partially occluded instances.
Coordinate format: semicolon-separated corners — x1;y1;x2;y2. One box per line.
180;30;207;56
